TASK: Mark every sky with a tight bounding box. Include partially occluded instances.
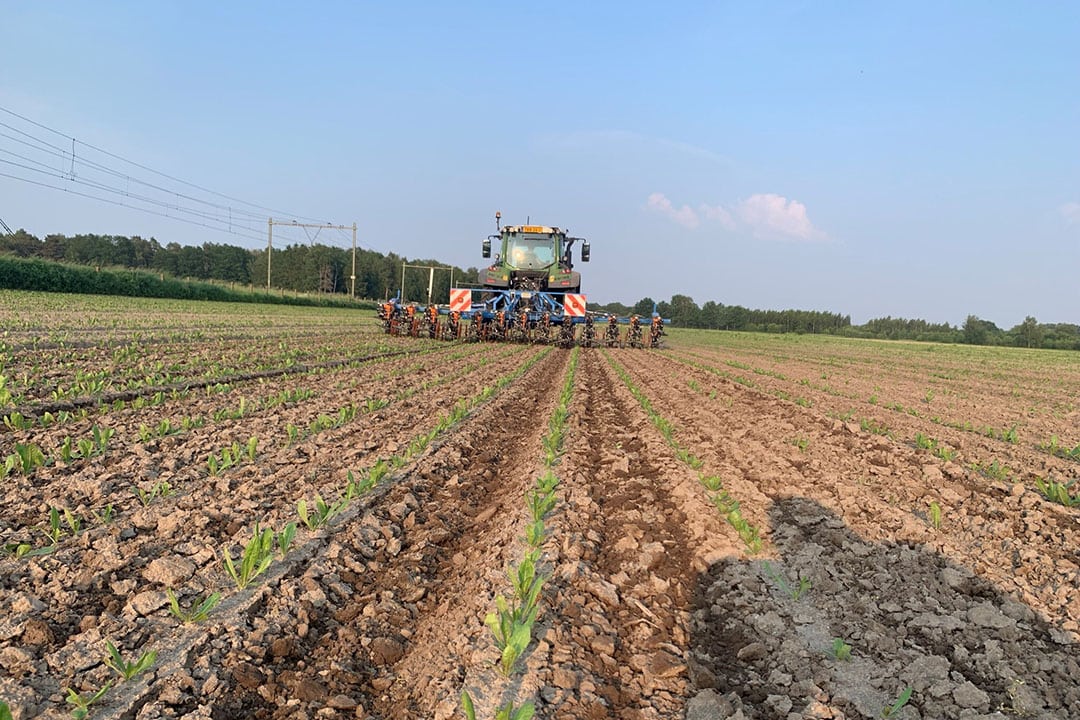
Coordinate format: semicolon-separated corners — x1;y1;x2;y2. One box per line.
1;1;1077;327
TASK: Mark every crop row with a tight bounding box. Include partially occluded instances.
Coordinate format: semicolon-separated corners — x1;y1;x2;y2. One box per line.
610;351;935;715
1;345;529;551
0;348;554;717
463;347;578;720
667;348;1079;495
604;351;765;554
0;333;442;413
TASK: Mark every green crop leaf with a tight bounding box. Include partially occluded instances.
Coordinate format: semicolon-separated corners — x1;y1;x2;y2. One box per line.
166;588;221;623
460;690;476;720
65;680;113;718
221;523;276;589
105;640;157;681
829;637;852;661
277;522;296;555
495;702;535;720
881;686;913;718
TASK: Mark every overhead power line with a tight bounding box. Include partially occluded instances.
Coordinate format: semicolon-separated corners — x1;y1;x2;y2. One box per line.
0;104;327;242
0;169;266;243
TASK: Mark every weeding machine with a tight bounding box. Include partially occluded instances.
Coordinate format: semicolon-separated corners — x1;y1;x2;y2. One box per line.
379;213;667;348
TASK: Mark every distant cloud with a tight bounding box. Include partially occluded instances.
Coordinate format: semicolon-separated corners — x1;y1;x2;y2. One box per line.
736;193;824;240
646;191;822;240
1061;202;1080;224
646;192;701;229
700;203;736;230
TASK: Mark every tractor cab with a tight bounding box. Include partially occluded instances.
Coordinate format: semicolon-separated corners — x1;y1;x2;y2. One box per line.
481;215;589;293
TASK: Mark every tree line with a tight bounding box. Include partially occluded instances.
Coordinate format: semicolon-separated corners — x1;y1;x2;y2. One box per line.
3;229;1076;350
0;229;479;301
589;296;1080;350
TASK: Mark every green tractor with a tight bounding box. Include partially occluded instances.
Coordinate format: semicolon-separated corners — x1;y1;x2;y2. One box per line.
480;212;590;294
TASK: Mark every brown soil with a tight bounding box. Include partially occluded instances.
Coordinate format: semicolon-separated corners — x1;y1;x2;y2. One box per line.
2;303;1079;720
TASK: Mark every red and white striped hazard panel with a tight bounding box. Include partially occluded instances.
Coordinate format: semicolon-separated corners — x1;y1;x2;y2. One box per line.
449;288;472;312
563;293;586;317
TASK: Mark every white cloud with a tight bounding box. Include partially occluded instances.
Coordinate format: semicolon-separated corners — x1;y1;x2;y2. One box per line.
646;191;822;240
700;203;736;230
736;193;824;240
1061;202;1080;225
646;192;700;229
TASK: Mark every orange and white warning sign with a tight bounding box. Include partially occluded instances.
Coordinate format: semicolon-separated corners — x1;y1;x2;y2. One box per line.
563;293;586;317
449;288;472;312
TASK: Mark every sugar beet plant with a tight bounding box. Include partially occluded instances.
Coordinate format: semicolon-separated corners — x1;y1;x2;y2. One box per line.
207;437;258;476
465;349;577;719
220;521;295;589
605;352;764;554
1041;435;1080;462
1034;476;1080;507
166;588;221;623
104;640;157;681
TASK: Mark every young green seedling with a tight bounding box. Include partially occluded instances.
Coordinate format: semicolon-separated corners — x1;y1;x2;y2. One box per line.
509;552;545;612
11;442;46;474
41;507;65;544
104;640;157;681
496;701;536;720
166;589;221;623
461;689;476;720
91;426;114;455
484;595;538;677
927;501;943;529
829;638;852;661
297;494;346;530
65;681;113;719
523;518;546;548
277;522;296;556
2;542;55;559
881;687;913;718
1034;476;1080;507
58;436;79;462
63;508;82;534
762;561;811;600
221;523;276;589
76;438;95;459
526;489;557;523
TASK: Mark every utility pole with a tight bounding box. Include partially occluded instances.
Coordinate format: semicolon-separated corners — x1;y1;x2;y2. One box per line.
351;222;357;298
267;218;357;294
267;218;273;290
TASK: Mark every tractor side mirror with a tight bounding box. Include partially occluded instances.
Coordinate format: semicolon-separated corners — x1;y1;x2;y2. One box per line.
482;238;491;259
581;242;591;262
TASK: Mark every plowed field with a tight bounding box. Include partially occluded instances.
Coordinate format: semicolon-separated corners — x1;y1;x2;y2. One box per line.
1;293;1078;720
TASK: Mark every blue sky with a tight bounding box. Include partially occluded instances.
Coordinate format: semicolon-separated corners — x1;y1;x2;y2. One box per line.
2;1;1077;327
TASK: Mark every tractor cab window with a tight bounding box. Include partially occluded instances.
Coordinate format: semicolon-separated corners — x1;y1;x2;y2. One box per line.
507;236;554;269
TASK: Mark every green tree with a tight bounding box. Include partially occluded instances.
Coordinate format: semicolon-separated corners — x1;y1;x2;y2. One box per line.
1017;316;1042;348
700;300;723;329
669;294;701;327
963;315;988;345
0;229;41;257
632;297;656;316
